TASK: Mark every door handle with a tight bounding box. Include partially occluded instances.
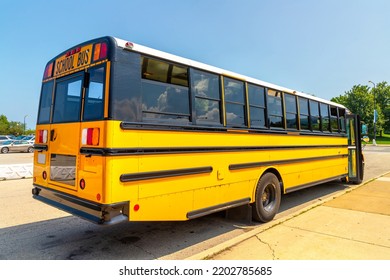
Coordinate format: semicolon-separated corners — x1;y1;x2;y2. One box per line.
50;129;57;141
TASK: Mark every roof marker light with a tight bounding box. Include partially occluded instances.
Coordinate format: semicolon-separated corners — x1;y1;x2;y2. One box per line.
43;62;53;79
125;42;134;50
99;42;107;59
93;43;101;61
93;42;108;62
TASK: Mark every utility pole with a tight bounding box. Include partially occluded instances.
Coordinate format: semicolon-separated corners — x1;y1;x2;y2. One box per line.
23;115;28;135
368;81;377;146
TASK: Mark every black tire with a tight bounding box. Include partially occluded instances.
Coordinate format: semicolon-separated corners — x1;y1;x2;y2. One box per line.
252;173;281;223
27;147;34;153
1;147;9;154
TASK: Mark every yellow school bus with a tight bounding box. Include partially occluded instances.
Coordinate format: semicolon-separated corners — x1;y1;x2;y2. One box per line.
32;36;364;225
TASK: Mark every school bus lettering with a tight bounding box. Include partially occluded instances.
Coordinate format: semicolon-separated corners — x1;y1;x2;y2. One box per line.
53;44;93;77
55;55;75;75
77;49;90;67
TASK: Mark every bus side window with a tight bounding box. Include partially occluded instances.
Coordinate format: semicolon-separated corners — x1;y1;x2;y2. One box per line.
284;93;298;130
224;77;246;127
298;97;310;130
190;69;222;126
267;89;284;129
339;108;346;132
248;84;266;128
320;103;330;132
330;106;339;132
309;100;320;131
141;57;190;123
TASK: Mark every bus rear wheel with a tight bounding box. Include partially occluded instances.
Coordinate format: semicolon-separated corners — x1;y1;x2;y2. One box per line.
252;173;281;223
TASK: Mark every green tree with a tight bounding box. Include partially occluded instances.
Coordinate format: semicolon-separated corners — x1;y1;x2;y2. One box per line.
0;114;35;135
331;84;384;136
371;81;390;134
8;121;24;136
0;115;10;134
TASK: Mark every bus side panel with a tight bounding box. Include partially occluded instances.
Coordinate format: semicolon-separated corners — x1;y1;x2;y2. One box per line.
105;125;349;221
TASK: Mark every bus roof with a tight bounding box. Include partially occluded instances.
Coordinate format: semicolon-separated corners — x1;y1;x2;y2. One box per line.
113;37;346;110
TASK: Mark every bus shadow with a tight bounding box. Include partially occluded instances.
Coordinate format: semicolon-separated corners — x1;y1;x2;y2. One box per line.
0;212;242;260
0;180;351;260
279;180;350;214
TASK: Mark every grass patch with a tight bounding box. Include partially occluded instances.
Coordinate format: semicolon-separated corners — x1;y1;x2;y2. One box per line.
370;133;390;144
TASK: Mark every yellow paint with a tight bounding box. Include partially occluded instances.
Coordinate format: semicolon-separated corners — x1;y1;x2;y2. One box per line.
34;119;349;221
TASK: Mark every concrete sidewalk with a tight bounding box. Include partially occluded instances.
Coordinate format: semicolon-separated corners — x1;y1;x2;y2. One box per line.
188;173;390;260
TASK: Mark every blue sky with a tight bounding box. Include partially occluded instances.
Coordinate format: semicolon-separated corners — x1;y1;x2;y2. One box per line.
1;0;389;130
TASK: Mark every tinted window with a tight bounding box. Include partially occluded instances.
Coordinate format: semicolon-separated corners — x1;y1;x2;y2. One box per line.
109;52;143;122
142;82;190;121
141;57;190;123
142;57;188;87
37;81;54;124
285;93;297;129
224;77;246;126
320;103;330;132
267;89;283;128
190;69;221;125
330;106;339;132
309;100;320;131
248;84;266;128
83;66;105;121
299;97;309;130
339;108;346;132
53;75;83;123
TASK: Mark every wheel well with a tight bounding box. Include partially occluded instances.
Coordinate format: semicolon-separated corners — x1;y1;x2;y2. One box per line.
260;168;284;193
251;168;284;201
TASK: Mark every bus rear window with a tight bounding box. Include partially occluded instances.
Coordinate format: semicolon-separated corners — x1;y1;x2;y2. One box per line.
53;75;83;123
37;81;54;124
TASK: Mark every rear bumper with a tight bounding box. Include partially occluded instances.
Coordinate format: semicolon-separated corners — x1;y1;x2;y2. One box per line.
32;184;129;225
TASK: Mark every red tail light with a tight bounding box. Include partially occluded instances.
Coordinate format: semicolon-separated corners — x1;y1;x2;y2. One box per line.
38;130;48;143
82;128;100;145
80;179;86;190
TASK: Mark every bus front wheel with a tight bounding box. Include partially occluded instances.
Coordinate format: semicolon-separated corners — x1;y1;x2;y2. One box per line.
252;173;281;223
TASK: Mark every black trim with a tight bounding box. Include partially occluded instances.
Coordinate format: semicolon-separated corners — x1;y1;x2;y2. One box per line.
120;166;213;182
121;121;236;133
229;154;348;171
81;145;348;157
120;121;348;138
284;175;347;194
32;184;128;225
187;198;250;219
33;144;48;151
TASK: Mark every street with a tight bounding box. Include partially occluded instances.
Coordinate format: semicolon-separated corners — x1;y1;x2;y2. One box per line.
0;145;389;260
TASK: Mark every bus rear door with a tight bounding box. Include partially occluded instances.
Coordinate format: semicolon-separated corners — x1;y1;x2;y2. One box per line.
48;72;86;190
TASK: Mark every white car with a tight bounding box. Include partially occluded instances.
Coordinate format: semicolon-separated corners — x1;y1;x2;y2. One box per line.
0;135;15;145
0;140;34;153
